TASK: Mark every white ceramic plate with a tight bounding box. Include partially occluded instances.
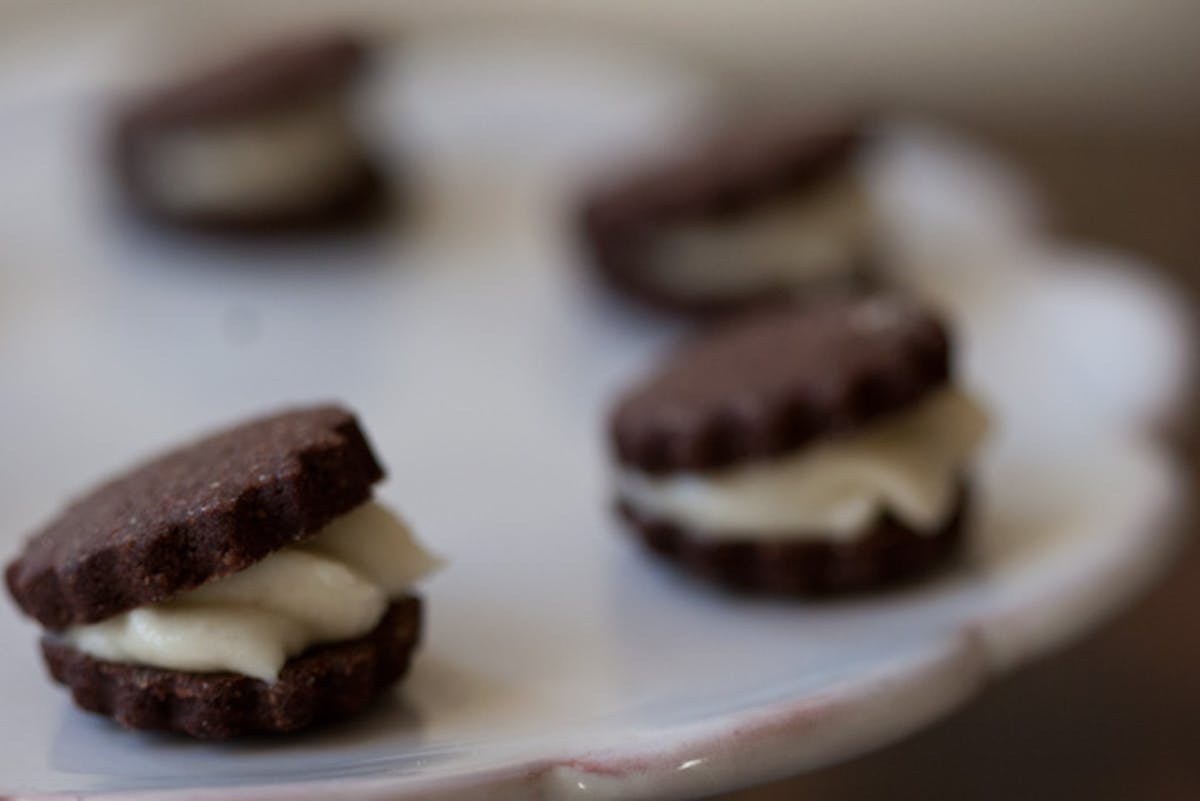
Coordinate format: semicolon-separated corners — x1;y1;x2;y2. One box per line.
0;27;1189;801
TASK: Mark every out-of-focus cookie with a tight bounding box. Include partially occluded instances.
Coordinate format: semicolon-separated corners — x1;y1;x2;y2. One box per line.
111;32;390;234
580;115;873;316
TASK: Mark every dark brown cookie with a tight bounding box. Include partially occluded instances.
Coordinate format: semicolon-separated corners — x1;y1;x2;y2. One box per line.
110;31;391;233
6;405;384;630
42;597;421;739
117;32;366;130
620;487;968;595
579;114;870;315
611;295;951;475
118;32;366;128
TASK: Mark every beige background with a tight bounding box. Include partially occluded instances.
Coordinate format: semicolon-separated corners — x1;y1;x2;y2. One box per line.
1;0;1198;131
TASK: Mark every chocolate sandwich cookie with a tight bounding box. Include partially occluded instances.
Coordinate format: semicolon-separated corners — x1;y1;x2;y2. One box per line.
111;32;390;234
609;294;988;594
6;406;439;738
580;115;873;317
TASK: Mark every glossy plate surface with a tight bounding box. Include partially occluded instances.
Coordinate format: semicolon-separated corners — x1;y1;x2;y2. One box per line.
0;24;1188;801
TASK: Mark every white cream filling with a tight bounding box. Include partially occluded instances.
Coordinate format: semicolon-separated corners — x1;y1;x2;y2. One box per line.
64;502;439;682
142;95;362;216
646;174;871;298
619;389;988;542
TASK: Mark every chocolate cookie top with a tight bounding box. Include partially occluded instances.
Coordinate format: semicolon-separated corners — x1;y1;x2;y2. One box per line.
6;405;383;631
116;31;367;131
581;114;864;238
611;295;951;474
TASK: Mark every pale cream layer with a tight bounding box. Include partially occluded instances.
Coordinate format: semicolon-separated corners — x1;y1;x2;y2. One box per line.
64;502;439;682
618;389;988;541
647;174;871;297
142;95;362;216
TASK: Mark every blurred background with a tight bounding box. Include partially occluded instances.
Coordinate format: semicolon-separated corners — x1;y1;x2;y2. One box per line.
2;0;1198;130
1;2;1197;799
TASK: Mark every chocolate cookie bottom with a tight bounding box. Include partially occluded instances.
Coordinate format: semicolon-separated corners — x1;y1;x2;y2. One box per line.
619;487;969;595
41;596;421;739
119;156;393;237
